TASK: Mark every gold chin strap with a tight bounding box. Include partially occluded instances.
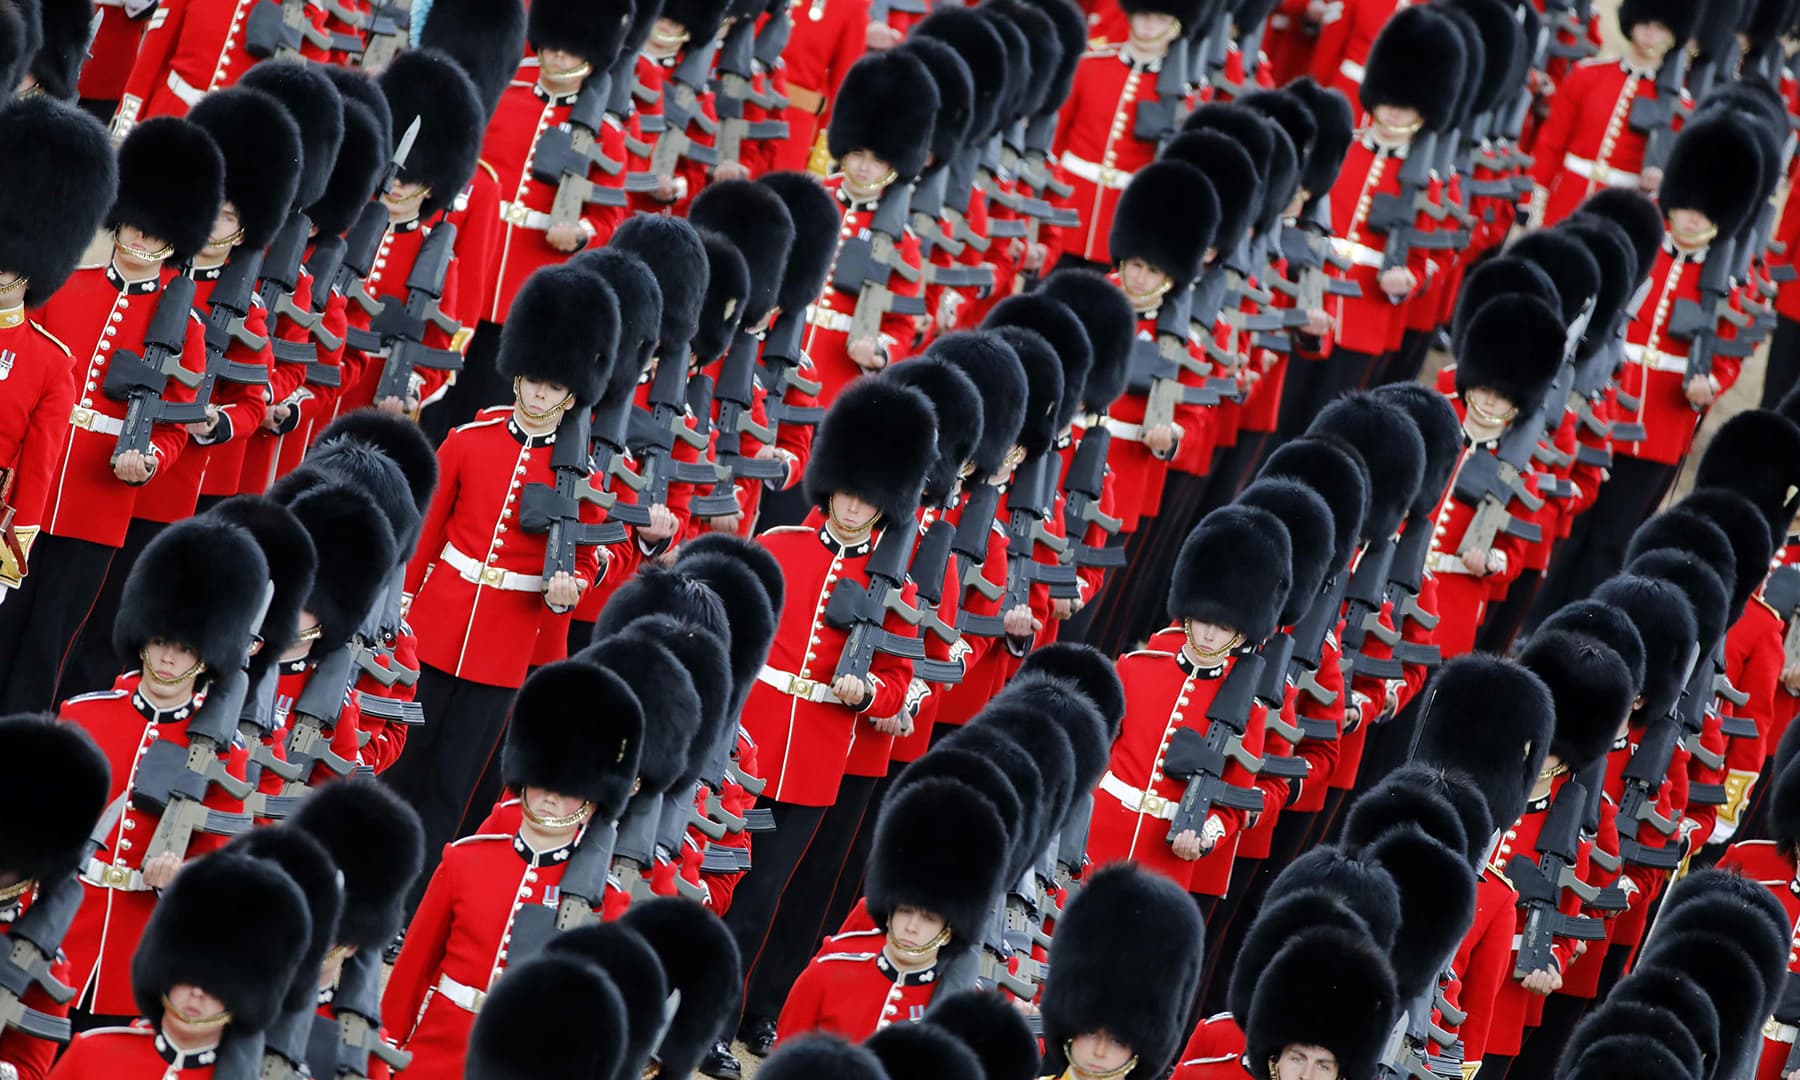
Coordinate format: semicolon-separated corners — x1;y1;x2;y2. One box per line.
139;648;206;686
544;60;593;79
1184;621;1243;663
297;624;324;643
1374;117;1424;139
1062;1046;1139;1080
115;238;175;263
205;227;246;251
1538;761;1569;783
1466;399;1518;428
886;924;951;956
161;995;233;1029
1123;278;1173;309
0;276;27;297
0;879;32;906
521;800;593;829
514;378;575;421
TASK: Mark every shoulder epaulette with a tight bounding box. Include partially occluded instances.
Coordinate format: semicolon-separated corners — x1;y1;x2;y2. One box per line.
477;159;498;182
1732;839;1777;849
82;1025;151;1037
1122;648;1176;660
61;689;128;704
1753;593;1781;621
1204;1011;1235;1023
817;951;878;963
1178;1055;1240;1066
450;832;510;847
828;928;884;943
454;415;510;434
28;321;69;358
762;525;812;537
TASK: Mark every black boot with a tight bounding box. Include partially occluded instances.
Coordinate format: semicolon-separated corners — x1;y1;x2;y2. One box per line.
698;1041;743;1079
738;1016;779;1058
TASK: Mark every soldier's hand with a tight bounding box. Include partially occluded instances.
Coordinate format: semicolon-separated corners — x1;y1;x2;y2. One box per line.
1022;242;1047;272
713;161;751;183
1002;604;1037;638
706;512;743;534
1144;424;1176;456
263;403;292;431
653;176;680;204
141;852;182;891
847;337;886;372
640;503;680;543
1051;597;1076;621
1304;308;1333;337
1639;166;1663;195
872;712;908;735
832;674;871;707
1521;966;1560;995
1781;662;1800;695
1460;547;1492;577
375;394;414;417
544;571;585;610
1378;267;1415;298
546;222;586;254
1684;374;1717;408
112;449;155;485
186;406;222;438
1170;829;1203;861
865;21;902;49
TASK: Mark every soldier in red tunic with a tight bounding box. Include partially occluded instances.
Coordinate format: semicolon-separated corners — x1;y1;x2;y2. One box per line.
0;97;114;595
383;657;643;1078
1236;927;1399;1080
48;851;311;1080
383;265;617;885
0;117;219;716
1039;864;1205;1080
769;0;874;176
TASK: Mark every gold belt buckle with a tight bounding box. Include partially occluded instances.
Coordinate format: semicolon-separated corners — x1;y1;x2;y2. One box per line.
103;866;132;887
1139;792;1167;816
786;675;818;699
70;407;94;430
1591;162;1611;185
1765;1016;1789;1041
504;202;531;226
480;565;506;587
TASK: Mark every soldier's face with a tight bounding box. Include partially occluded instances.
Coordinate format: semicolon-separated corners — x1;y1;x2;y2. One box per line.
524;787;588;822
143;638;201;683
1128;12;1178;43
888;905;947;949
1069;1032;1135;1075
1668;208;1718;249
1119;258;1170;301
1464;387;1517;425
516;376;573;419
539;48;589;77
163;984;231;1029
209;204;243;249
1371;105;1423;138
651;17;692;46
1629;21;1674;56
115;224;172;265
830;492;881;532
1272;1044;1340;1080
1185;620;1240;655
841;150;897;192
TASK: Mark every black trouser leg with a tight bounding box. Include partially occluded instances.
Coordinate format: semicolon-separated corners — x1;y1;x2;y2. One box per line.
57;518;165;702
1311;785;1352;846
1481;1054;1513;1079
381;664;519;910
1374;328;1433;387
820;774;894;939
722;799;828;1029
424;320;505;443
1510;992;1592;1078
740;776;879;1025
1763;315;1800;409
1273;358;1327;444
0;535;116;713
1258;807;1317;884
1198;854;1265;1014
1472;567;1542;657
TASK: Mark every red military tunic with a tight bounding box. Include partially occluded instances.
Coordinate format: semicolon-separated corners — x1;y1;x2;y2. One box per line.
47;1022;220;1078
775;928;942;1042
912;488;1008;734
405;412;606;689
1050;46;1167;263
1615;241;1743;466
37;264;208;547
771;0;871;174
233;268;331;494
1102;288;1215;533
0;310;75;556
1718;595;1785;840
1307;0;1403;115
0;886;77;1080
114;0;258;127
335;217;468;418
1323;135;1428;357
382;831;594;1079
740;519;916;806
81;4;148;105
800;176;925;408
57;675;250;1017
1715;839;1800;1080
1527;57;1682;228
1172;1012;1252;1079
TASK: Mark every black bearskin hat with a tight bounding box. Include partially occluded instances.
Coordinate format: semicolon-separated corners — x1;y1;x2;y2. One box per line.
1226;890;1389;1025
827;49;940;180
1286;77;1355;205
1025;0;1086;117
891;748;1025;858
1261;848;1403;954
914;6;1008;139
1694;409;1800;547
131;852;309;1032
376;49;484;217
977;705;1077;858
0;714;109;886
1245;926;1399;1080
623;615;733;788
1592;574;1698;724
1445;0;1522;116
864;777;1008;950
1662;111;1767;238
1183;101;1273;183
1537;599;1647;697
1371;381;1463;518
593;564;729;643
281;480;395;654
0;0;31;94
1436;3;1486;133
543;924;669;1078
1562;1025;1703;1079
927;989;1041;1080
1578;188;1665;282
185;88;304;252
977;10;1029;132
1414;654;1555;830
464;954;627;1080
1018;641;1127;736
1360;6;1465;131
579;622;703;797
689;179;795;330
237;60;343;212
674;538;781;688
1259;435;1369;570
206;495;317;671
1236;478;1337;625
1341;765;1485;867
984;292;1093;429
223;826;341;1015
497;264;620;406
1509;228;1600;326
882;358;984;507
114;516;266;675
758;171;842;315
1560;216;1639;354
1618;0;1700;40
1448;256;1560;354
1676;487;1777;614
1657;870;1790;981
27;0;88;99
1624;508;1738;616
759;1036;889;1080
1168;503;1293;644
1519;631;1636;773
1162;129;1253;259
900;37;974;163
1040;865;1204;1080
1453;293;1568;423
618;899;742;1078
528;0;634;65
1039;269;1136;413
109;116;224;264
929;330;1029;477
986;681;1105;829
309;97;387;241
867;1023;984;1080
1361;825;1477;999
1629;547;1729;655
1243;89;1318;174
501;659;644;814
691;226;749;364
312;409;440;517
286;436;419;557
1306;392;1425;543
571;249;662;415
988;0;1063;122
1110;159;1219;286
1632;930;1773;1071
993;325;1064;461
417;0;528;117
932;725;1044;873
805;377;938;524
288;778;423;950
610;213;710;357
1602;967;1723;1068
0;97;114;304
659;0;731;42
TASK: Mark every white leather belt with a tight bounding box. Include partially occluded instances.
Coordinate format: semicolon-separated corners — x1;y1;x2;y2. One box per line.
82;857;150;892
69;406;125;436
1427;551;1476;576
757;664;838;703
1100;417;1146;442
1331;237;1385;268
436;974;487;1013
1099;770;1178;820
1339;58;1366;84
166;70;204;107
1562;153;1640;188
499;201;553;231
438;543;544;592
1060;152;1133;190
1765;1018;1799;1044
1621;342;1688;374
804;304;854;334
